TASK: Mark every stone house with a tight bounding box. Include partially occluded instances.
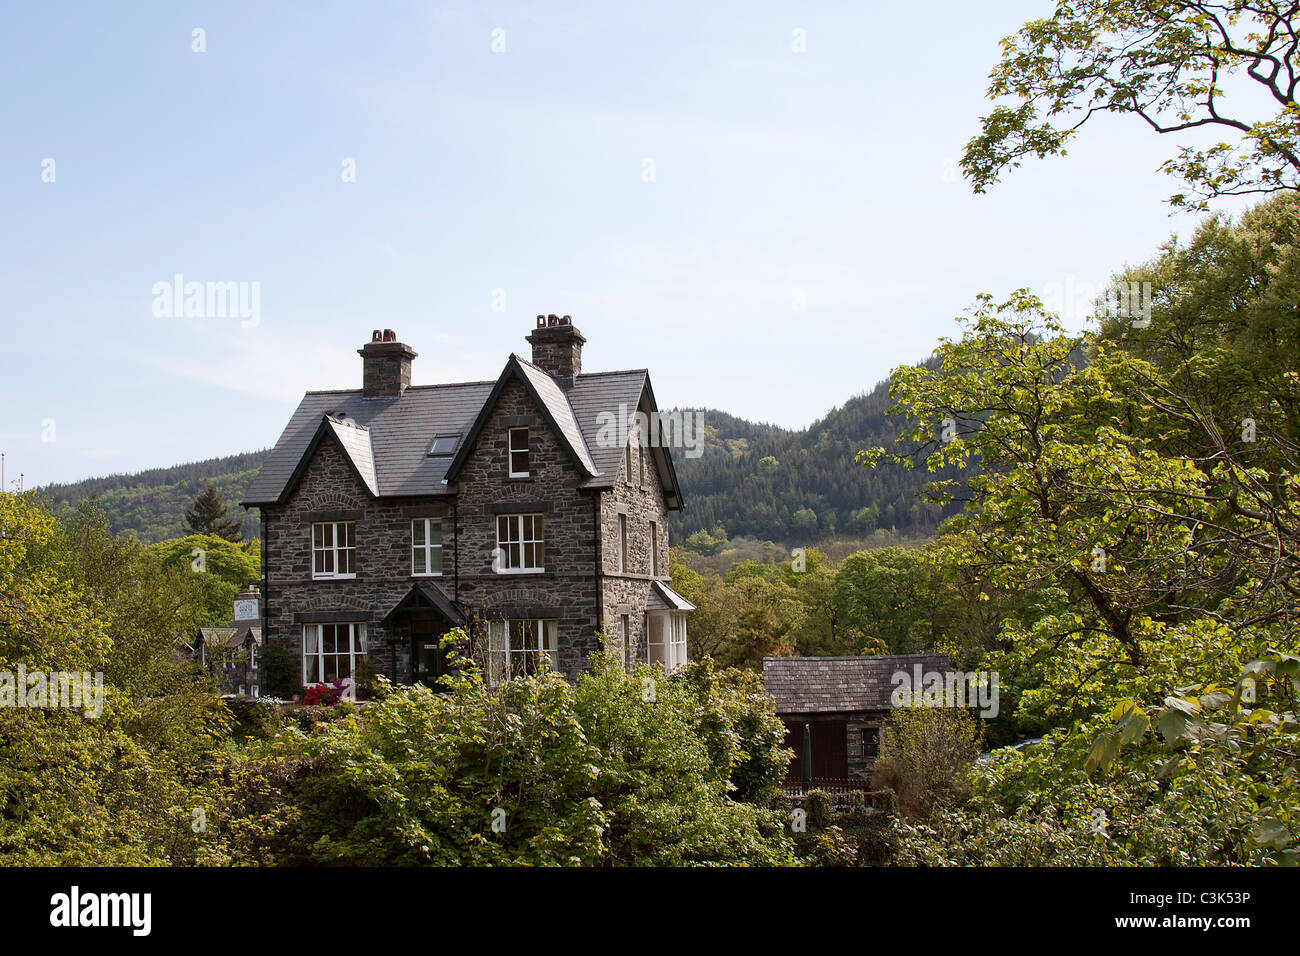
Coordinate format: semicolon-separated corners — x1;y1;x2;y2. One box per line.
242;316;693;693
762;653;951;784
188;586;264;697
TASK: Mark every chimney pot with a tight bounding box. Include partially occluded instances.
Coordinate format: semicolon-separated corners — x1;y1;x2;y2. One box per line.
358;332;417;397
525;315;585;383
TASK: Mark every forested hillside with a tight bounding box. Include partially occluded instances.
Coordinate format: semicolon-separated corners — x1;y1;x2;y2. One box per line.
669;359;957;543
37;375;953;545
39;452;266;542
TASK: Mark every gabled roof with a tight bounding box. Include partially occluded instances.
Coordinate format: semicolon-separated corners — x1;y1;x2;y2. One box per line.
647;581;696;612
325;416;378;496
197;625;259;649
243;355;684;509
762;654;952;714
445;355;599;482
243;381;494;505
567;368;683;509
379;582;467;626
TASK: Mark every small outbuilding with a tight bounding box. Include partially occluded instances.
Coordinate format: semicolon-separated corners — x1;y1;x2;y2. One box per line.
762;653;951;786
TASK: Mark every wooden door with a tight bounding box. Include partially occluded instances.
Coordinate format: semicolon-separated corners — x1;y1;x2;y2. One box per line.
782;718;848;781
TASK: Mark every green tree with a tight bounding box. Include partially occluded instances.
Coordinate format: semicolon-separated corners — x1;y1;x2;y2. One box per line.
861;286;1300;861
149;534;260;625
790;507;818;535
256;638;795;866
833;547;950;654
963;0;1300;210
184;483;242;541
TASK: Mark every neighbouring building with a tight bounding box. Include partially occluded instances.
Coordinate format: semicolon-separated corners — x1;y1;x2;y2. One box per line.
763;653;951;785
241;316;693;694
189;585;264;697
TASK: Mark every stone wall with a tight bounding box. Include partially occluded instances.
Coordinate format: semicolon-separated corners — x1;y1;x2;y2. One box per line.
453;375;601;678
262;436;454;689
599;423;670;665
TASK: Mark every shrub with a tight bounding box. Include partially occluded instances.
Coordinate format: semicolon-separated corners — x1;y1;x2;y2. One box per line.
803;789;833;828
871;706;981;822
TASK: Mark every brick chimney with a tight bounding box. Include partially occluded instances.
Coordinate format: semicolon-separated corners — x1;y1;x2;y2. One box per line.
358;329;417;397
525;315;585;384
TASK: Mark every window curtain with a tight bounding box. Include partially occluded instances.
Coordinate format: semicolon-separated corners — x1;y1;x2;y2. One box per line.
303;625;320;683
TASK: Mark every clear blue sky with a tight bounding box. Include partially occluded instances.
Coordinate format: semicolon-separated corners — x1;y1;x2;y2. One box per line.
0;1;1250;489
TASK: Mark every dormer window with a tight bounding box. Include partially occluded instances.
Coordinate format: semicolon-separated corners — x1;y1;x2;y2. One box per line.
509;427;530;477
427;434;459;456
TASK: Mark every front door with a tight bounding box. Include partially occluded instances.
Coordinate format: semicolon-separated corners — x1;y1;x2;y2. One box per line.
411;617;453;689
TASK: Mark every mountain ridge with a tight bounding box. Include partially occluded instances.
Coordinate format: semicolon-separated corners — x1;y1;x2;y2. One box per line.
37;372;953;545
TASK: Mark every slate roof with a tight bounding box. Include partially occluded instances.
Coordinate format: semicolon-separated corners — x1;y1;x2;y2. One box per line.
762;654;952;714
380;581;467;626
197;625;260;649
243;353;682;508
243;381;494;504
646;581;697;612
515;357;598;475
325;415;378;496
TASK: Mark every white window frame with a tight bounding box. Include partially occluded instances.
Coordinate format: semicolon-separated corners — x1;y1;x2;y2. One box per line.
509;427;530;477
249;644;257;670
487;619;558;684
411;517;444;576
312;521;356;580
496;513;545;573
302;622;367;686
647;612;688;672
650;521;659;577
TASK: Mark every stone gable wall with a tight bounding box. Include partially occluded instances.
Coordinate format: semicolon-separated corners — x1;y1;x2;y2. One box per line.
454;375;601;678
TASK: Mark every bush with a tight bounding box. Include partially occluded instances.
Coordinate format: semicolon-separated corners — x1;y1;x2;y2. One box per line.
259;642;297;700
871;706;981;822
803;789;833;828
252;643;796;866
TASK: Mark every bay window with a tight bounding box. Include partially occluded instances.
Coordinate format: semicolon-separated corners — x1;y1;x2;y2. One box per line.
647;612;688;672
